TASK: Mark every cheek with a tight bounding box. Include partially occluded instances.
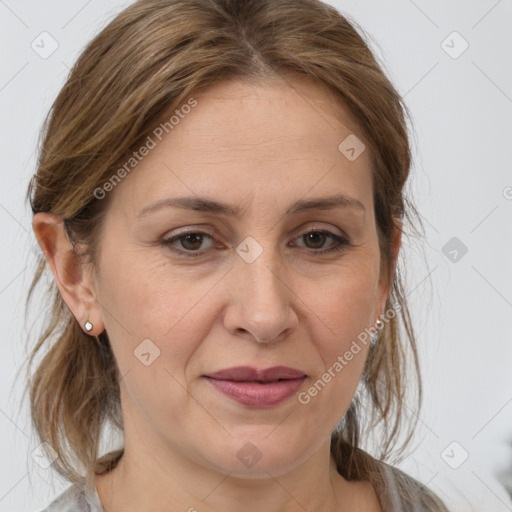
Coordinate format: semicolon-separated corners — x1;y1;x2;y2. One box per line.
295;270;377;427
96;249;207;375
322;280;376;351
301;256;378;345
295;261;379;416
99;243;202;334
96;257;208;426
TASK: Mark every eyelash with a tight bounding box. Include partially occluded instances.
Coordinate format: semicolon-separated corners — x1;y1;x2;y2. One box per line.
161;229;351;258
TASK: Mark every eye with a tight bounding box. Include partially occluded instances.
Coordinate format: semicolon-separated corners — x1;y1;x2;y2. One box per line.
161;228;351;258
161;231;215;257
292;229;351;255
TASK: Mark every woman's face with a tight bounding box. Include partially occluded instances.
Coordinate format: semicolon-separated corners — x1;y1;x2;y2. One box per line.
90;78;394;476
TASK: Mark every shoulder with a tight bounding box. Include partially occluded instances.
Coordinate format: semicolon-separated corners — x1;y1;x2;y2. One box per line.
371;460;449;512
38;479;103;512
38;449;122;512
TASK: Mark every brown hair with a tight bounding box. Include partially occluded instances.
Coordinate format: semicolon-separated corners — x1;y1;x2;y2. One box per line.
23;0;447;508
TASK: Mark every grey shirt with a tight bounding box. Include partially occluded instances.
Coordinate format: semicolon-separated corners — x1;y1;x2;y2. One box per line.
39;479;104;512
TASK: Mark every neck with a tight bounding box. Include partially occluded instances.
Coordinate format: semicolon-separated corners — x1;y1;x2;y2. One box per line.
95;439;358;512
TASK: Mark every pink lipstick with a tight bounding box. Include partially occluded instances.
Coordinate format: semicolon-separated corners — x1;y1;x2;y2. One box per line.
203;366;307;407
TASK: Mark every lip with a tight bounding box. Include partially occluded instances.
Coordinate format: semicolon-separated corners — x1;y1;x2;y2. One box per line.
205;365;307;382
203;366;307;407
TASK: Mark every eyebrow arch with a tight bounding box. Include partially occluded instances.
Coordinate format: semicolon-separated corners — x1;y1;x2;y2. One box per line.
136;193;366;219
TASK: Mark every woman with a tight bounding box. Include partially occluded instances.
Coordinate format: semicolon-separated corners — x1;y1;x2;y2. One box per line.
26;0;449;510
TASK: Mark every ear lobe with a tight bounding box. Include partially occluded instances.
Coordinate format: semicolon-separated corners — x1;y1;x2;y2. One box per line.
31;212;103;333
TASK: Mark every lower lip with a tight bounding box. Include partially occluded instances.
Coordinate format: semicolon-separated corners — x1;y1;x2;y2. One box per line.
204;376;307;407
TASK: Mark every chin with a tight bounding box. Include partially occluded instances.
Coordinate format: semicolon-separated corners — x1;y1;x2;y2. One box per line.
199;434;315;478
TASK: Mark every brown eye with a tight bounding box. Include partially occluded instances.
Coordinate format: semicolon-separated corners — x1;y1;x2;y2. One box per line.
161;228;350;258
179;233;206;251
294;230;350;255
161;231;214;257
303;231;328;249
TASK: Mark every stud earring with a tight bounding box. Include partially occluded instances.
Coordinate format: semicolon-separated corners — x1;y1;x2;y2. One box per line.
370;319;384;346
84;320;93;333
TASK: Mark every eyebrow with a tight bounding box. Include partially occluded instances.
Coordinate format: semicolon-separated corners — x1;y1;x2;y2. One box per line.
136;193;366;219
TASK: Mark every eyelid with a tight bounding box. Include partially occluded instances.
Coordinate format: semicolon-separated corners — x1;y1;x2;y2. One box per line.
162;221;345;240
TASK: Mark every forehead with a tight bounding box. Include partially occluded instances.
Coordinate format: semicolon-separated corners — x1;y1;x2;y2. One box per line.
108;78;373;219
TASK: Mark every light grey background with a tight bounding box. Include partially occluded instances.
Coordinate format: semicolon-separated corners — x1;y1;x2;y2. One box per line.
1;1;511;511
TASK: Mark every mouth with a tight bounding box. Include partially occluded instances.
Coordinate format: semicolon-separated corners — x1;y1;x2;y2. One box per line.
202;366;307;407
203;365;307;382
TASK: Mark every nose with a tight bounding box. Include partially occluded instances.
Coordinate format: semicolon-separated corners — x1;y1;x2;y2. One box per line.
222;243;298;344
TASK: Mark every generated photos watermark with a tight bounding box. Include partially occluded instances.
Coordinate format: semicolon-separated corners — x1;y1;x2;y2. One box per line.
93;97;198;200
297;301;402;405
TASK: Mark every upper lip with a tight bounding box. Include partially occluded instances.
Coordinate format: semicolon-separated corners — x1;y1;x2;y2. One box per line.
204;366;307;382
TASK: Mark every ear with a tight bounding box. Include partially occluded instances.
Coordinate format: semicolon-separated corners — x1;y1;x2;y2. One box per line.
376;218;402;318
32;212;105;336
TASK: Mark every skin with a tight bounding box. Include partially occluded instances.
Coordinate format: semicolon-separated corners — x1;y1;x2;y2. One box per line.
33;77;401;512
